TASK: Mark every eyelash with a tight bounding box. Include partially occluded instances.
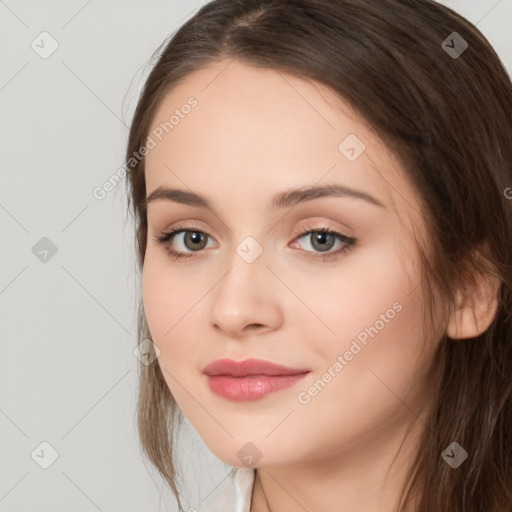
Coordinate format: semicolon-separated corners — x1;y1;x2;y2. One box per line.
153;224;357;262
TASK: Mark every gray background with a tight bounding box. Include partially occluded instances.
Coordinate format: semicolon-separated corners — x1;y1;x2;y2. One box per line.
0;1;510;511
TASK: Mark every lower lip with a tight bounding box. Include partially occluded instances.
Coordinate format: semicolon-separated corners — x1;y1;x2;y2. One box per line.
206;373;310;401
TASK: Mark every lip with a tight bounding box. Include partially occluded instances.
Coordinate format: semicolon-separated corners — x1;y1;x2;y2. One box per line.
202;358;311;377
203;358;311;401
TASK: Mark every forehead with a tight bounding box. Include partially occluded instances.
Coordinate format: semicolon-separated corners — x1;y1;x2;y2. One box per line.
144;60;418;222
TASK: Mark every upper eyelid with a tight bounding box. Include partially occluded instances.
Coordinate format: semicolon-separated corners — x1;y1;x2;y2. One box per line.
157;217;352;237
162;224;348;240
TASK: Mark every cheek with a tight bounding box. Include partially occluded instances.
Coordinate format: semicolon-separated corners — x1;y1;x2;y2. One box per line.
141;257;167;340
141;253;190;343
141;252;207;368
306;235;419;338
141;257;201;407
310;235;428;384
285;244;429;455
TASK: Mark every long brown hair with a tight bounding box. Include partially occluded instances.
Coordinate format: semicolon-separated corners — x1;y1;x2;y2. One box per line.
124;1;512;510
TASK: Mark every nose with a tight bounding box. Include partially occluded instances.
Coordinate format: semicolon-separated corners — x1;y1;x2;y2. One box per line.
208;256;284;338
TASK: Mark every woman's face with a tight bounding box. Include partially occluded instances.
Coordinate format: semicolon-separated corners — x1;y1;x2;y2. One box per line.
142;60;438;469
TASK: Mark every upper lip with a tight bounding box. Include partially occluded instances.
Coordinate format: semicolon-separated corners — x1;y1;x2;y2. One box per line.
202;358;311;377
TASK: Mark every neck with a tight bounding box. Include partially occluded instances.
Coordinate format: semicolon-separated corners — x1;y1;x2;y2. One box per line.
249;410;426;512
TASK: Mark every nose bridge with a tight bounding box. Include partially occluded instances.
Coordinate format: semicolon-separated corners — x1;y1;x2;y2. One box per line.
234;233;265;266
208;234;281;334
218;209;269;272
215;234;267;307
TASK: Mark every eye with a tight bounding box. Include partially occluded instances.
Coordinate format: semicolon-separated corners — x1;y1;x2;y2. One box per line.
154;225;215;260
153;224;357;261
292;225;357;261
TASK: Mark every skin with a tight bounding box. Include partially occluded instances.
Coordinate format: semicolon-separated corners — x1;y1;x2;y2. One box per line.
141;60;499;512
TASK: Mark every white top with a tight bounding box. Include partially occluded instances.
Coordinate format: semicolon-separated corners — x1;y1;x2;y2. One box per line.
205;467;256;512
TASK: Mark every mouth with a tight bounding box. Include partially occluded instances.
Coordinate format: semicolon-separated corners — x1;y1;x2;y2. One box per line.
205;373;310;401
202;357;311;377
202;358;311;401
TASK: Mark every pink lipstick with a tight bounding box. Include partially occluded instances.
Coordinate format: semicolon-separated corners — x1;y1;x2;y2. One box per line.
202;358;311;401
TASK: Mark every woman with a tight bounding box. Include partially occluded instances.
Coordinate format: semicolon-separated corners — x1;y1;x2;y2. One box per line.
124;1;512;510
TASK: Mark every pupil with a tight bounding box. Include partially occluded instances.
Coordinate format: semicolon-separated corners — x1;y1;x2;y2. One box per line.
186;231;206;250
313;232;334;252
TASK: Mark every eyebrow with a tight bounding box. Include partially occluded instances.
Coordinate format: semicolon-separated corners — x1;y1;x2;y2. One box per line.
143;183;386;212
